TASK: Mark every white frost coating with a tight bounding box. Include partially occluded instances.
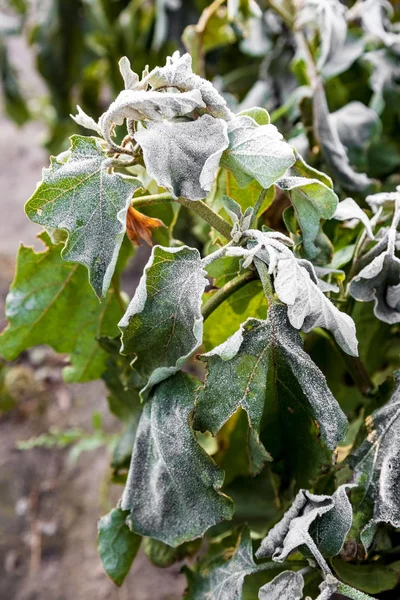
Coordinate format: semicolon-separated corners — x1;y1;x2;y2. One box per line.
118;245;208;397
258;571;304;600
366;189;400;213
228;229;358;356
145;52;234;120
350;378;400;550
334;197;374;239
118;56;140;90
256;485;354;572
204;323;245;361
134;115;229;200
71;106;102;136
221;115;296;189
100;88;205;147
297;0;347;69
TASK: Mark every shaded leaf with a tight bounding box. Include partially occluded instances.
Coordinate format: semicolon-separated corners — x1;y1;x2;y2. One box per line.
121;372;233;547
119;245;207;395
0;233;124;383
25;136;141;297
98;507;141;586
349;376;400;550
135;115;229;200
332;557;400;595
196;304;347;467
185;526;261;599
313;82;373;192
258;570;304;600
276;151;338;259
220;115;295;189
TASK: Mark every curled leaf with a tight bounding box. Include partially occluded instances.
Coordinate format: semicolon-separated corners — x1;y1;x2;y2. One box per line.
258;571;304;600
334;197;374;239
126;206;165;246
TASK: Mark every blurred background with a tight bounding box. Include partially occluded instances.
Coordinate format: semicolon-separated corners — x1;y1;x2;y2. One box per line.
0;0;399;598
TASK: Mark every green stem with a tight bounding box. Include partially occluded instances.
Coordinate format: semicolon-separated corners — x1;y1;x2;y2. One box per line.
131;193;232;239
250;189;268;228
254;258;275;303
340;352;374;396
178;197;232;240
202;270;256;320
131;192;174;208
265;0;294;27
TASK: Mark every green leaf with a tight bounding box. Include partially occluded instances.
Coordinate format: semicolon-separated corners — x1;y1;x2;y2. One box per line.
349;375;400;550
332;557;400;595
25;135;141;297
220;115;295;189
119;245;208;395
258;571;304;600
0;233;124;383
203;280;267;351
276;151;338;259
185;526;262;599
98;508;141;586
195;305;347;463
237;106;270;125
121;372;233;547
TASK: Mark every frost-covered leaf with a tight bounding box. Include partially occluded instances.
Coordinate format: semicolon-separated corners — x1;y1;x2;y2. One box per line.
25;136;141;297
276;151;338;258
98;508;141;586
118;56;140;90
349;376;400;550
146;51;233;120
71;106;102;135
363;48;400;113
330;102;381;154
297;0;347;69
258;571;304;600
313;82;373;192
349;0;398;47
220;115;295;189
119;246;208;394
349;221;400;324
334;198;374;239
256;485;353;568
100;88;205;147
134;115;229;200
0;233;124;383
185;526;261;599
121;372;233;547
273;254;358;356
196;304;347;465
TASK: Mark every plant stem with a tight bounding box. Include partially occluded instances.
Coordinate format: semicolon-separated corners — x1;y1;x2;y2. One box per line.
131;193;233;239
131;192;174;207
265;0;294;27
254;258;275;302
340;352;374;396
202;270;256;320
250;189;268;228
178;197;232;240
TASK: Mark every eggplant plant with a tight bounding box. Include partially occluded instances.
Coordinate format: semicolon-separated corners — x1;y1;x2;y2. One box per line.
2;0;400;598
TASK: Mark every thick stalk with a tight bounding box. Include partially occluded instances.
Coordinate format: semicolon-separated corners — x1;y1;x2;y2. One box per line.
254;258;275;303
250;189;268;228
202;270;256;320
131;193;232;240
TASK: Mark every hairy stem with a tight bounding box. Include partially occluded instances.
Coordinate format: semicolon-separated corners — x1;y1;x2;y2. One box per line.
202;270;256;320
131;193;232;240
250;189;268;228
177;198;232;240
337;582;375;600
254;258;275;303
